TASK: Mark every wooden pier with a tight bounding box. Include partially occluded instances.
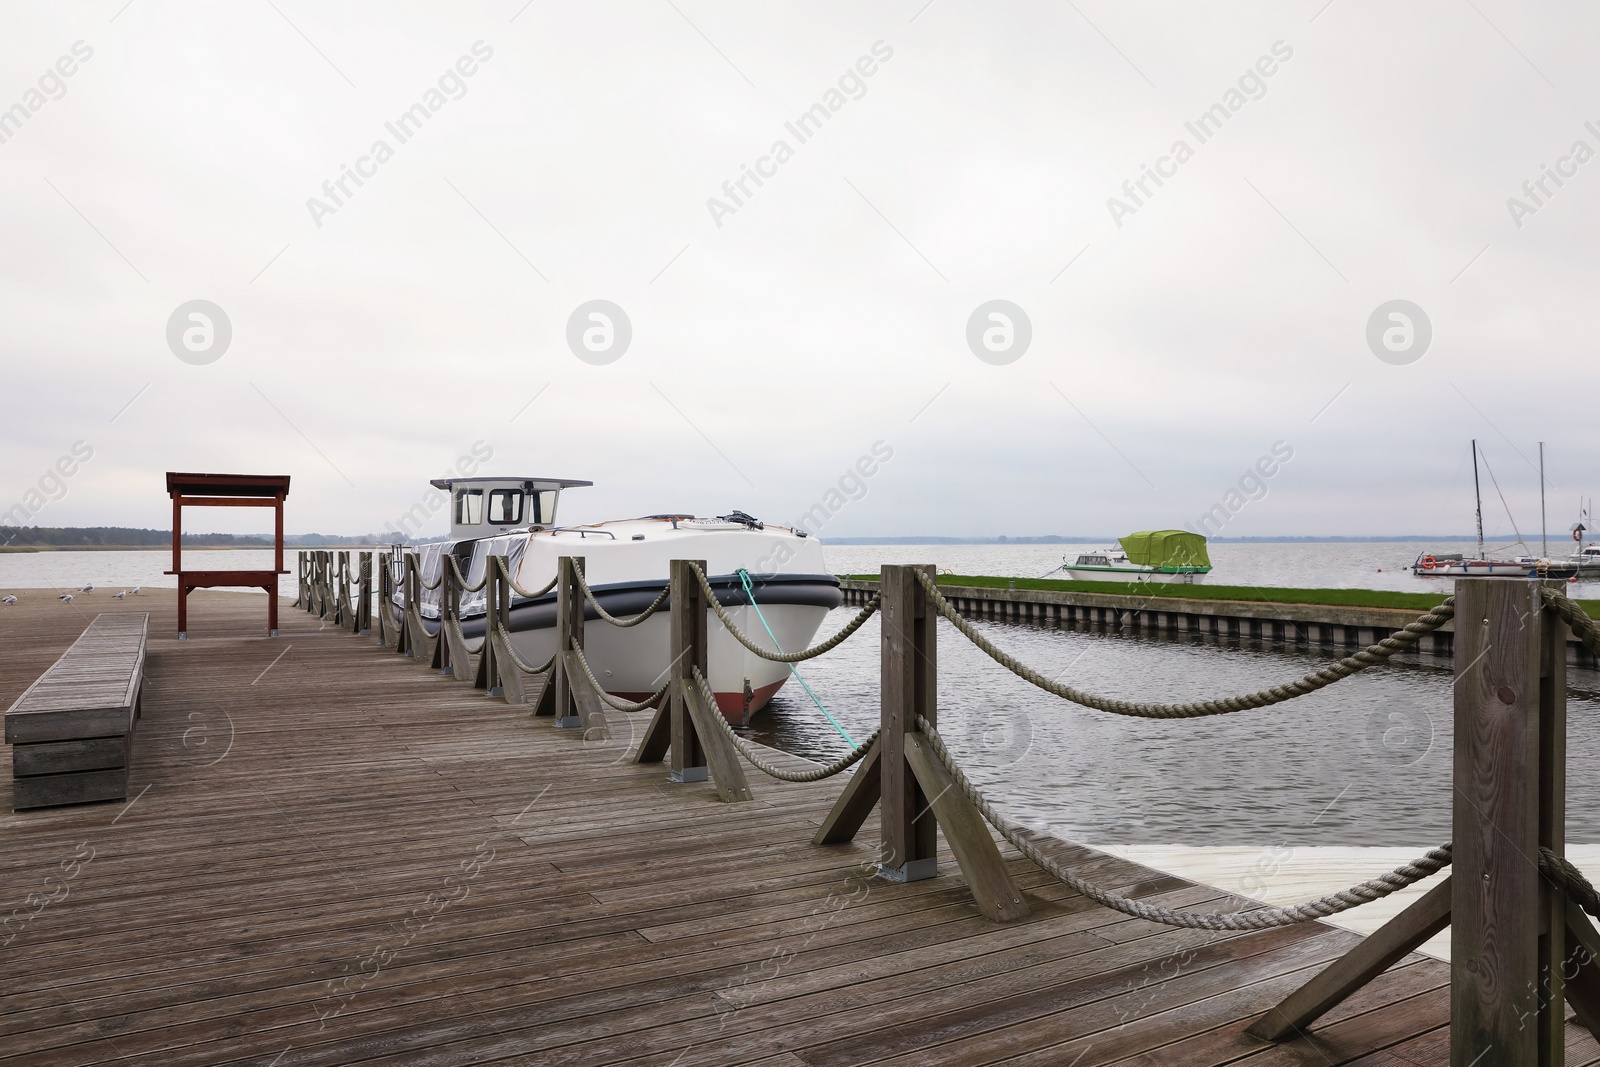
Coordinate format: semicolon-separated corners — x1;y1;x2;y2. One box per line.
1;584;1597;1065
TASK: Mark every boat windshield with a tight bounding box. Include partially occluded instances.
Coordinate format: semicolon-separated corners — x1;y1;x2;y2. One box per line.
488;489;522;525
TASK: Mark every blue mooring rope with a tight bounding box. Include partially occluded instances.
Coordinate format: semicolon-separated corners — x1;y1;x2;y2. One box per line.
735;569;857;747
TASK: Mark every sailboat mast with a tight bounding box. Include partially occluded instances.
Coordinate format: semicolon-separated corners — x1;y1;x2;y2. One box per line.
1472;439;1484;560
1540;441;1547;557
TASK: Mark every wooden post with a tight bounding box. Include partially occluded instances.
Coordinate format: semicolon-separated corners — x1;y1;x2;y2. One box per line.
403;554;431;660
668;559;707;781
1452;578;1546;1067
811;564;1025;920
633;560;749;799
1538;579;1569;1065
1252;579;1581;1057
375;552;390;646
439;556;473;679
334;551;349;627
879;563;938;882
552;556;585;727
357;551;372;635
475;561;497;692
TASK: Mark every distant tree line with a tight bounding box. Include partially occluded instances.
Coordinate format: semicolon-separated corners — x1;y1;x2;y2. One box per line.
0;526;403;547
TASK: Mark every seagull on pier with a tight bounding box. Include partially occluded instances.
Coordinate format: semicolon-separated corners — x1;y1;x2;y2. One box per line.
78;584;93;593
112;591;128;599
2;595;16;604
130;586;141;596
58;594;73;602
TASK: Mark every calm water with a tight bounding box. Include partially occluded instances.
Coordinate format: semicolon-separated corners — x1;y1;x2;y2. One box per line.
753;542;1600;847
5;542;1596;846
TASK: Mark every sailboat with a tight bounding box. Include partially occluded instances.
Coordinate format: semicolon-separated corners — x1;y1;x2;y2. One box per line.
1413;442;1584;578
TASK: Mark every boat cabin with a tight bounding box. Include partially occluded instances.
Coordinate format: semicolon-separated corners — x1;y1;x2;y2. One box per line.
429;477;592;540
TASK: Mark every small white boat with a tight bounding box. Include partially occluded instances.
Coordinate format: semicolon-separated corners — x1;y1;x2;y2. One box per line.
397;477;840;725
1063;530;1211;584
1411;552;1543;578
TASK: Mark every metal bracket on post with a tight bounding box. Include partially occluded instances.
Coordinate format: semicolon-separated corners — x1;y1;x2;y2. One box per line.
552;556;585;728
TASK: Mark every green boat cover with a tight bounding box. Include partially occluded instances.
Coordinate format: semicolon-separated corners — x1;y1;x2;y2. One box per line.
1117;530;1211;569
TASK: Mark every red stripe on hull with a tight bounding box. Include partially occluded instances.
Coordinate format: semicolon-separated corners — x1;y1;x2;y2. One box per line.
610;678;786;726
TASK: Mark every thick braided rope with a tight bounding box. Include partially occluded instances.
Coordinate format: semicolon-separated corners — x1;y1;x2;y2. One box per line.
445;554;488;594
1542;589;1600;661
491;623;556;675
691;667;879;782
414;557;442;592
916;570;1456;718
690;563;880;663
443;610;486;656
503;569;558;601
915;716;1452;930
570;643;672;712
1540;848;1600;919
572;567;670;628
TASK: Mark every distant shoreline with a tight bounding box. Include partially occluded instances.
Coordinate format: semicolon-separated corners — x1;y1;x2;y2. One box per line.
824;535;1508;545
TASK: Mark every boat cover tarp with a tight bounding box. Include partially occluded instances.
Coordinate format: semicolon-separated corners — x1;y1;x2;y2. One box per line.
1118;530;1210;569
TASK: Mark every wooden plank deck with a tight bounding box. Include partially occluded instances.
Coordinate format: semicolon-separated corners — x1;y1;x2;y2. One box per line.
0;588;1594;1066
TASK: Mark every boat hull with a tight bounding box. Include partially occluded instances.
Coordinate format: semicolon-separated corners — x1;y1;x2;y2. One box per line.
426;575;840;727
408;517;843;724
1063;567;1210;584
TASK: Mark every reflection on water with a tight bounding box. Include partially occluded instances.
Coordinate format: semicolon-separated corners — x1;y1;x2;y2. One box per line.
746;606;1600;846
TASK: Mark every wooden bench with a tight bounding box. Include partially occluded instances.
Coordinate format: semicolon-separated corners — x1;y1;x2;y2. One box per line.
5;613;147;810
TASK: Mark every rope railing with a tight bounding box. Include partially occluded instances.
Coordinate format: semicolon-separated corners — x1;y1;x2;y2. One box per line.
445;554;489;594
570;643;671;712
1544;587;1600;661
491;623;555;675
689;562;880;663
512;572;563;604
692;666;880;783
913;715;1454;930
1541;847;1600;920
444;609;486;657
572;566;670;628
914;569;1457;719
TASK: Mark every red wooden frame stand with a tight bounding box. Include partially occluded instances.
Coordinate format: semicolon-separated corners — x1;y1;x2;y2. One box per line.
164;472;291;639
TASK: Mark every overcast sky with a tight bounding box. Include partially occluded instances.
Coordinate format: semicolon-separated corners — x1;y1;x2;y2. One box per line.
1;1;1595;540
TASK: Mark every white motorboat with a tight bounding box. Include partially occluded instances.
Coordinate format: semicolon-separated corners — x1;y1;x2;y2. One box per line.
397;477;841;725
1061;530;1212;584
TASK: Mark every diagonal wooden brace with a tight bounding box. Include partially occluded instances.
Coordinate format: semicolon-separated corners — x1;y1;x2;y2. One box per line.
683;683;753;803
1246;875;1452;1041
901;731;1027;922
813;737;882;846
1564;902;1600;1040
